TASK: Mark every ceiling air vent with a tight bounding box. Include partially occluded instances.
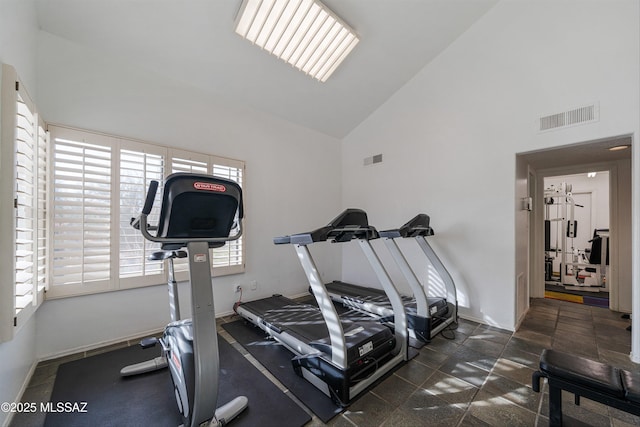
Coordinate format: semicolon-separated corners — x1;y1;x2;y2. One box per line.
539;103;599;132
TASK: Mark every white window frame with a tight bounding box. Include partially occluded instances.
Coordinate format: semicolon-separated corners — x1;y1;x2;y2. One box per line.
0;64;48;341
47;126;246;299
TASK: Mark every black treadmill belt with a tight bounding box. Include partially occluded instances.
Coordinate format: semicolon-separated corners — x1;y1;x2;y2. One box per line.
326;280;414;307
237;295;372;344
327;280;447;315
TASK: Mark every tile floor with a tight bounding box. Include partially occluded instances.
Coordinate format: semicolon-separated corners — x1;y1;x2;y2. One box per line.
10;298;638;427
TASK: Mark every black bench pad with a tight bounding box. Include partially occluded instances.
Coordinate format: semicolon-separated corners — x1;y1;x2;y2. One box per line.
533;349;640;426
621;369;640;403
539;349;625;398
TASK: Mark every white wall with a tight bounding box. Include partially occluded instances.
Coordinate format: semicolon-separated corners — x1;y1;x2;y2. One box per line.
0;0;39;425
34;32;343;358
2;1;639;412
0;0;38;91
341;0;640;329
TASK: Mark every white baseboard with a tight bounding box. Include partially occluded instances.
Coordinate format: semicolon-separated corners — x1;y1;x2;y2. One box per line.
37;327;164;363
38;290;345;363
458;313;515;333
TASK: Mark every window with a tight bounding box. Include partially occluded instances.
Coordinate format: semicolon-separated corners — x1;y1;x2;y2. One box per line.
47;126;246;299
168;150;245;279
118;144;165;288
51;131;113;295
0;64;48;341
0;63;245;341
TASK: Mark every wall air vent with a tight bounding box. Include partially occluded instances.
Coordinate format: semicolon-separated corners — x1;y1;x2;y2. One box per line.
363;153;383;166
539;103;599;132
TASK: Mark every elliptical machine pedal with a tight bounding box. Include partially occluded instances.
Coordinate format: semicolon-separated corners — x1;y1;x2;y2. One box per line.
139;337;159;349
120;250;183;378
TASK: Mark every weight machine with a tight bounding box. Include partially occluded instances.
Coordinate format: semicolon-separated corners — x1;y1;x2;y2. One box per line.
544;182;608;292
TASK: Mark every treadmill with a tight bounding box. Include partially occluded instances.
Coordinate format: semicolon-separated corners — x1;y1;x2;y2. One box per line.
235;209;408;406
325;214;458;342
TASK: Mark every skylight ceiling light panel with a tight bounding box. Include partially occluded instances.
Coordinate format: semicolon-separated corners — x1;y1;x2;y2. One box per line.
294;12;334;70
264;0;302;52
308;26;346;76
255;0;287;47
272;0;312;57
238;0;269;42
302;21;341;74
317;34;358;82
246;0;276;42
235;0;359;82
285;4;324;64
234;0;258;37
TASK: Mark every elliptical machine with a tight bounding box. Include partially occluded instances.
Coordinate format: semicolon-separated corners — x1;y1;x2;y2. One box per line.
125;173;248;427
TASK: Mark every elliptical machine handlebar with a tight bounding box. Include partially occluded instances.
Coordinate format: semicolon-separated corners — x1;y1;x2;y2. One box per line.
142;179;159;215
130;180;159;231
130;179;243;246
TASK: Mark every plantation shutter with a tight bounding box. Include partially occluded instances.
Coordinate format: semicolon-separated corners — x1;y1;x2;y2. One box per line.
168;151;209;277
44;127;246;299
211;158;245;275
14;93;37;313
1;64;49;339
170;156;208;174
35;121;49;297
50;130;112;295
119;144;165;287
168;151;245;276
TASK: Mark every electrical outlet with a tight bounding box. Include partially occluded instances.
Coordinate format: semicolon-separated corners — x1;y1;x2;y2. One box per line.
250;280;257;290
235;285;242;293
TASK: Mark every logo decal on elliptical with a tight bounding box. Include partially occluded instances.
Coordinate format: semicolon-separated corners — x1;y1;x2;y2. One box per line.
194;182;226;192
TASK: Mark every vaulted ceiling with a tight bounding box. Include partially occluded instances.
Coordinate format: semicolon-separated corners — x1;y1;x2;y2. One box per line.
35;0;498;138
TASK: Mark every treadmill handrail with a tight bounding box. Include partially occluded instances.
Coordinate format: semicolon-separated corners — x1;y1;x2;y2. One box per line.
343;213;457;341
274;224;378;245
382;238;429;318
294;244;348;368
390;213;458;331
415;235;458;315
274;208;379;245
379;214;435;238
379;226;434;238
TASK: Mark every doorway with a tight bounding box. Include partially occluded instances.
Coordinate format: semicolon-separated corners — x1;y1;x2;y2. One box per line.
543;171;610;308
515;135;632;326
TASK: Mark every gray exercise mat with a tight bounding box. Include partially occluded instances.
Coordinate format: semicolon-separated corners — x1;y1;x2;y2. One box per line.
44;334;310;427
